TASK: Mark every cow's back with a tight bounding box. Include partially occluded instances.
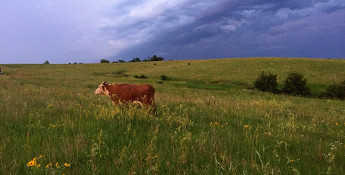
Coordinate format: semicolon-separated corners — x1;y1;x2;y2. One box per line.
109;84;155;104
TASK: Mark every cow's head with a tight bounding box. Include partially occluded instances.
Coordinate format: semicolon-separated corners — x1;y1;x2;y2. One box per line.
94;82;109;95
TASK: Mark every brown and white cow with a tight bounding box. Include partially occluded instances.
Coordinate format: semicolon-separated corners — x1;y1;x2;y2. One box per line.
94;82;156;110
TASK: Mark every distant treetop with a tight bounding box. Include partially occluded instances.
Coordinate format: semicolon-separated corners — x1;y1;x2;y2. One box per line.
149;55;164;61
100;59;110;63
129;57;141;62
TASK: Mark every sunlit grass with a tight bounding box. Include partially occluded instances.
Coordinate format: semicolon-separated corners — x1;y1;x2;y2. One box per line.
0;57;345;174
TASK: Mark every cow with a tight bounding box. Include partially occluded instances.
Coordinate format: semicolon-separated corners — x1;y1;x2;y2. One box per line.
94;82;156;111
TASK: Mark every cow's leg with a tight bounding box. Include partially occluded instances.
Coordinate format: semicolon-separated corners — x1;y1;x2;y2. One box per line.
143;94;156;114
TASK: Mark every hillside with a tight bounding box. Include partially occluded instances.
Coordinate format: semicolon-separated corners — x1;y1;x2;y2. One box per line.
0;57;345;174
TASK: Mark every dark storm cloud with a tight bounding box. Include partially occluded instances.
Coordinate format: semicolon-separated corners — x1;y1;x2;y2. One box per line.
0;0;344;63
116;0;345;60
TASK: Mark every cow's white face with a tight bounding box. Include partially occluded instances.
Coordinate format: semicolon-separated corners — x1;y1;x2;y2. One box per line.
94;82;109;95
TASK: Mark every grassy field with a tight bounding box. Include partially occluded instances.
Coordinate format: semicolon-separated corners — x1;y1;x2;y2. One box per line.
0;57;345;174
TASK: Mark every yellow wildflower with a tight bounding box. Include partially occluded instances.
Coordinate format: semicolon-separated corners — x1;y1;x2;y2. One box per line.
244;125;249;128
27;155;42;167
154;155;158;158
36;164;41;167
55;162;59;168
45;163;52;168
289;159;295;162
336;123;339;126
27;159;37;167
64;163;71;167
210;122;213;126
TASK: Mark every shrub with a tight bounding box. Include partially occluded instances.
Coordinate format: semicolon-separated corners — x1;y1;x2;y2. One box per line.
161;75;168;81
321;80;345;100
133;74;146;79
43;60;50;64
254;71;278;93
282;72;311;96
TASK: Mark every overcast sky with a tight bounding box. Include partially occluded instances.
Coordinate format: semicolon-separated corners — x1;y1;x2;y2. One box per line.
0;0;344;63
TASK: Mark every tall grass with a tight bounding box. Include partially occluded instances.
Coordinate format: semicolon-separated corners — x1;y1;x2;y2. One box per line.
0;58;345;174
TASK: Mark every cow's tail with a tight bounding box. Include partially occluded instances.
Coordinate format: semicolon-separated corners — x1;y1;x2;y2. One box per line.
152;98;156;114
151;88;156;114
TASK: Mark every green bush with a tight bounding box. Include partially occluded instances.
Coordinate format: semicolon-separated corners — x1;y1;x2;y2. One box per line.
282;72;311;96
321;80;345;100
134;74;147;79
254;71;278;93
160;75;168;81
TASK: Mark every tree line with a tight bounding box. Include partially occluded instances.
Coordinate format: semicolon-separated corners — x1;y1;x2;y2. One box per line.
42;55;165;64
100;55;164;63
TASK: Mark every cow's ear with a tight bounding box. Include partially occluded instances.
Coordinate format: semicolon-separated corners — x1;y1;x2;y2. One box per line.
102;81;108;85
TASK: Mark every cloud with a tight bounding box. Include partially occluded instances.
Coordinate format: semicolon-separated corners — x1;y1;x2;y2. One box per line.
194;18;248;33
100;0;230;58
126;0;345;60
0;0;344;63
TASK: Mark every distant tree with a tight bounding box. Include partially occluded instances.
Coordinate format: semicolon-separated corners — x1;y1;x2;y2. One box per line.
118;60;125;63
254;71;278;93
149;55;164;61
112;61;118;63
321;80;345;100
100;59;110;63
129;57;141;62
282;72;311;97
43;60;50;64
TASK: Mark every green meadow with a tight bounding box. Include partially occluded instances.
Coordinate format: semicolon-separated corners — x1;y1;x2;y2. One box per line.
1;57;345;174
